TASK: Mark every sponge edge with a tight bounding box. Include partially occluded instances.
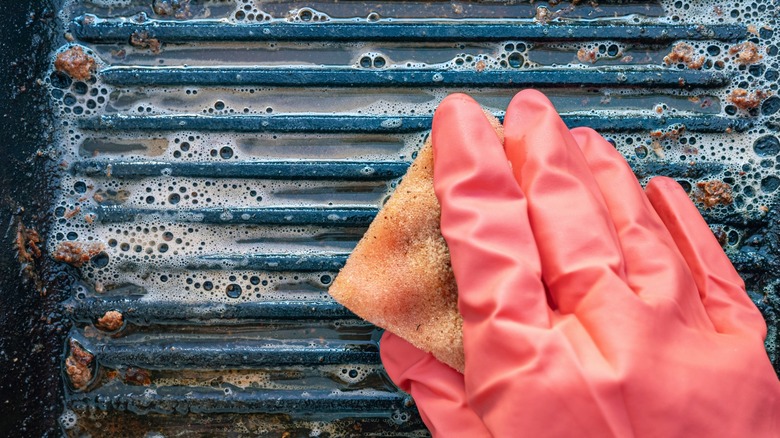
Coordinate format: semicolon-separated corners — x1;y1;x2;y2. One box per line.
329;109;504;373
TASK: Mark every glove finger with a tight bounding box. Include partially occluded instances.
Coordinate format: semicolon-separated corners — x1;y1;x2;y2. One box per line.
503;90;629;315
570;127;713;330
645;176;767;337
432;93;554;410
432;93;549;330
380;331;491;437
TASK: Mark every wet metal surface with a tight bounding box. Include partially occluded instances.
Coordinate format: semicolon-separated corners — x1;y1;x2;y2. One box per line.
2;0;780;436
0;1;67;436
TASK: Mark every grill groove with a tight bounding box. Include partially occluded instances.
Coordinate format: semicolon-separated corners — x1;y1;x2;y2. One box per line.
64;298;354;323
99;67;730;88
69;387;409;416
94;206;378;226
73;160;409;180
79;114;751;133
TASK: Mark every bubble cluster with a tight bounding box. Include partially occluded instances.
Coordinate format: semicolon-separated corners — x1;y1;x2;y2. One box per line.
332;365;372;384
663;0;773;24
287;7;330;23
49;46;110;117
233;0;271;22
391;410;411;424
50;217;360;302
59;409;78;430
229;0;335;23
358;52;388;69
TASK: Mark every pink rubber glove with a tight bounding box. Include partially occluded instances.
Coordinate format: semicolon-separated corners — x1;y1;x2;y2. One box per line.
380;90;780;437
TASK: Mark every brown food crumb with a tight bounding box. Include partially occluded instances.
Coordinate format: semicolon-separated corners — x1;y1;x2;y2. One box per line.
15;223;42;263
54;46;96;81
663;42;705;69
650;125;686;140
713;227;728;247
15;223;45;293
686;56;705;70
65;341;94;390
130;31;162;54
124;367;151;386
695;181;733;208
152;0;192;19
620;55;634;63
577;47;597;64
52;241;105;267
64;206;81;219
475;60;486;72
535;6;553;24
96;310;123;331
729;42;763;65
728;88;769;110
665;42;693;63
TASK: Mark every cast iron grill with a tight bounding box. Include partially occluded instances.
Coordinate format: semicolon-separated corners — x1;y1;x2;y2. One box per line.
46;0;780;436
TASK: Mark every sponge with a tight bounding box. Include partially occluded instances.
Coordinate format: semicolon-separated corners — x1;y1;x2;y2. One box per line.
329;110;503;372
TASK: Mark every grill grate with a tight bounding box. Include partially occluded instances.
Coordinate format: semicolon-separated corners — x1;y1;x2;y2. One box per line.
48;0;780;436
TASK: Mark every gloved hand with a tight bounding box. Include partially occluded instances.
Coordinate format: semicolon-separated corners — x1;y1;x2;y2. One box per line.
380;90;780;437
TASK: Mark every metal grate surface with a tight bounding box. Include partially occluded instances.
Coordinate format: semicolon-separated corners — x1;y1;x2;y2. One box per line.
48;0;780;436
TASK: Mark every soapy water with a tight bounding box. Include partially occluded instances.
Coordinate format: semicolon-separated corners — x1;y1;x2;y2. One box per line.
47;0;780;310
59;409;78;430
45;0;780;436
49;1;780;433
151;364;382;389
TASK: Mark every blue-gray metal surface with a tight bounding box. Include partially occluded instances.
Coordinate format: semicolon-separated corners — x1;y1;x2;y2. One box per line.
48;0;780;436
72;16;747;43
99;67;731;88
78;113;751;133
